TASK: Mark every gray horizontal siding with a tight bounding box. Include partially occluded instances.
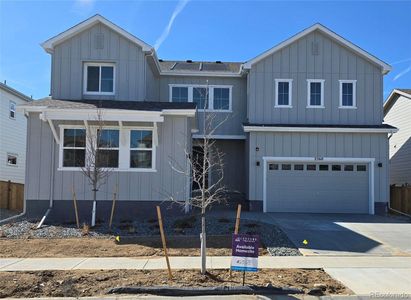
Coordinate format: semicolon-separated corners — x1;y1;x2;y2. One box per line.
25;113;190;203
52;23;146;101
247;131;389;204
384;95;411;184
248;30;384;125
157;76;247;136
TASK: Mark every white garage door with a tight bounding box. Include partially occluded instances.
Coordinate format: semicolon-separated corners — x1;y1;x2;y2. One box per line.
265;162;370;214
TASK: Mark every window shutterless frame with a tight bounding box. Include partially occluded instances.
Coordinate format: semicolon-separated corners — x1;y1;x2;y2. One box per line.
58;125;156;172
83;62;116;95
7;153;18;166
306;79;325;108
9;101;16;119
339;80;357;109
168;84;233;112
274;79;293;108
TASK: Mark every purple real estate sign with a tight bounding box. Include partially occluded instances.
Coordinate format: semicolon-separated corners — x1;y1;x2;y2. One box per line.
231;234;259;272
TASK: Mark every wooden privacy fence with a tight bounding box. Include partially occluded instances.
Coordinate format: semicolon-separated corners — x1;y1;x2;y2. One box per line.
390;185;411;215
0;180;24;212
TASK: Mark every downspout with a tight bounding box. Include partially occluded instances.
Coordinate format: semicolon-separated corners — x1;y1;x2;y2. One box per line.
36;122;56;228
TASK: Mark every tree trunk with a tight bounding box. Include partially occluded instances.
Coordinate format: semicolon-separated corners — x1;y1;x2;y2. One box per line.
200;210;206;274
91;182;97;227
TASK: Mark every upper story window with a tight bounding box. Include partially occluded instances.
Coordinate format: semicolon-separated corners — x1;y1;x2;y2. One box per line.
9;101;16;119
339;80;357;109
62;128;86;167
193;87;208;109
274;79;293;108
171;86;189;102
97;129;119;168
83;62;115;95
307;79;325;108
169;85;232;112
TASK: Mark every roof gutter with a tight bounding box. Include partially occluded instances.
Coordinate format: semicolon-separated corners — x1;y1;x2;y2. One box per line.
243;125;398;134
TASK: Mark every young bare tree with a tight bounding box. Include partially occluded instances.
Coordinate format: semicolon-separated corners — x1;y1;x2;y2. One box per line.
168;84;230;274
80;109;114;227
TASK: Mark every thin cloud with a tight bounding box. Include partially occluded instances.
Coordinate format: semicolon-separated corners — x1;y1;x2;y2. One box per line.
71;0;96;16
393;64;411;81
390;57;411;65
154;0;189;51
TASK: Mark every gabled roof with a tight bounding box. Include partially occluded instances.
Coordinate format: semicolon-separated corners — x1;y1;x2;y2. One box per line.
41;14;153;53
243;23;391;74
384;88;411;115
0;82;32;102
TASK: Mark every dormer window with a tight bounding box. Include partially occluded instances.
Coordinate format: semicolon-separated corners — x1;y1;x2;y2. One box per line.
83;62;115;95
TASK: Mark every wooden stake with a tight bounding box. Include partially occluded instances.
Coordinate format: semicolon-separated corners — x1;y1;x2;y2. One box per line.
109;184;118;229
234;204;242;234
156;206;172;280
230;204;242;276
72;186;80;229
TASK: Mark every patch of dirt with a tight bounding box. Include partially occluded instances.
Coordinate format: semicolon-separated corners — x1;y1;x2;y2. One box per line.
0;269;351;298
0;236;268;258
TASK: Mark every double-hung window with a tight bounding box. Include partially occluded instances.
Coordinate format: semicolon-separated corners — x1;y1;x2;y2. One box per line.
62;128;86;167
213;87;230;110
84;63;115;95
193;87;208;109
275;79;293;107
97;129;119;168
9;101;16;119
169;85;232;111
339;80;357;108
307;79;325;108
130;130;153;169
171;86;189;102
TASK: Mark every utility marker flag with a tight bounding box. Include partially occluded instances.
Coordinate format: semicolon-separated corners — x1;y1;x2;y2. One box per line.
231;234;259;272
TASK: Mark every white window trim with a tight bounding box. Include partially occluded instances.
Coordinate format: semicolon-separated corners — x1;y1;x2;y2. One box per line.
339;80;357;109
7;153;18;166
274;79;293;108
9;101;16;120
306;79;325;108
58;125;156;172
169;84;233;112
83;62;116;96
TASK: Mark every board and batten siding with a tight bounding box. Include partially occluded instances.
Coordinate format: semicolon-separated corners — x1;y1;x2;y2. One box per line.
0;88;27;184
157;76;247;136
25;113;190;202
248;30;384;125
384;95;411;185
248;132;389;204
51;23;147;101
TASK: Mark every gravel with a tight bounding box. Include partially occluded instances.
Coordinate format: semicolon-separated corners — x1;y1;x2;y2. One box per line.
0;215;301;256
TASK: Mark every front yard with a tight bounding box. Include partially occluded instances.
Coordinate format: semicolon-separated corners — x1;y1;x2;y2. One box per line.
0;214;301;257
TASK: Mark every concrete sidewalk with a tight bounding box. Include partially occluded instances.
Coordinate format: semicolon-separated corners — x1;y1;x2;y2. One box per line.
1;256;411;271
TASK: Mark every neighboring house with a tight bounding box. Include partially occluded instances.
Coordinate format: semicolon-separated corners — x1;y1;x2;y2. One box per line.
20;15;396;222
0;82;31;185
384;89;411;185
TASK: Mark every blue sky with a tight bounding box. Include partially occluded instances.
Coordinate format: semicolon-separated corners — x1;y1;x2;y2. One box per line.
0;0;410;100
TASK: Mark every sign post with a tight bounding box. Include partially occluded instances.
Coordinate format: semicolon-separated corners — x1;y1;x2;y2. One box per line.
231;234;259;285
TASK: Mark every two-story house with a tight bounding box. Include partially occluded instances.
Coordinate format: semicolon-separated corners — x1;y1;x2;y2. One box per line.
20;15;396;222
0;82;31;214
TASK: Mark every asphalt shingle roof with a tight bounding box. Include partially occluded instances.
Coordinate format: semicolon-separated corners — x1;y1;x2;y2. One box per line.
159;60;242;74
29;98;196;111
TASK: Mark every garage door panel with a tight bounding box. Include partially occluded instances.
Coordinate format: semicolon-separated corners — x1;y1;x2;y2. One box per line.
266;162;369;214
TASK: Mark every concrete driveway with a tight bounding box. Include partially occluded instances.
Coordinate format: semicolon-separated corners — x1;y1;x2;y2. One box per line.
263;213;411;256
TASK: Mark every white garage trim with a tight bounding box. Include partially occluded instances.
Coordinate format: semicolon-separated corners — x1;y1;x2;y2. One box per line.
262;157;375;214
